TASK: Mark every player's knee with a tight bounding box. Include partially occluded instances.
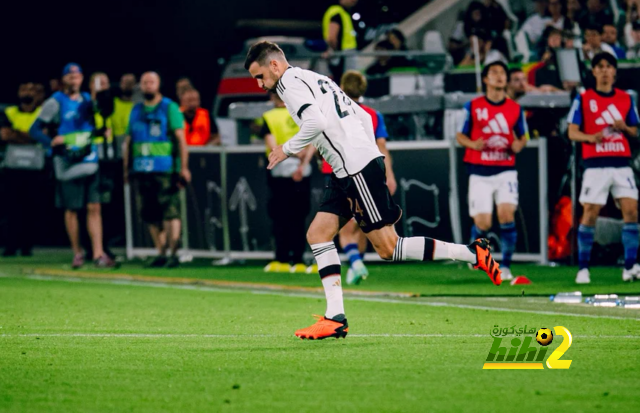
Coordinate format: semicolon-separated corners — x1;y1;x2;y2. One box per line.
623;208;638;223
474;217;492;232
307;228;330;245
497;209;515;224
581;204;600;226
87;203;101;215
376;245;394;261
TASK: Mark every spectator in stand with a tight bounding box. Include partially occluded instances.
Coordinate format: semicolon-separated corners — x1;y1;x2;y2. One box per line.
538;27;563;62
176;77;194;101
180;88;220;146
386;28;407;51
507;68;562;101
449;1;487;65
583;23;617;60
578;0;614;28
0;82;43;257
626;20;640;58
322;0;359;81
366;40;398;76
520;0;550;46
483;0;510;32
458;28;507;66
602;23;626;59
624;0;640;57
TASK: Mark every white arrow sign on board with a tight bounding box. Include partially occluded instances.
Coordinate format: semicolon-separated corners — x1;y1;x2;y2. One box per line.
229;177;257;251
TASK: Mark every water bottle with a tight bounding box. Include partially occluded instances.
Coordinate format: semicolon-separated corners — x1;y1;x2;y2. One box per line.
586;294;619;307
550;292;583;304
619;296;640;309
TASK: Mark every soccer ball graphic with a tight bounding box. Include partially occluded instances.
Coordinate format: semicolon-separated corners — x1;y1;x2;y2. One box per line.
536;328;554;346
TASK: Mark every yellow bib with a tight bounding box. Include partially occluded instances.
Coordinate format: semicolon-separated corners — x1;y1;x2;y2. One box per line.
4;106;41;133
322;5;357;51
263;108;299;155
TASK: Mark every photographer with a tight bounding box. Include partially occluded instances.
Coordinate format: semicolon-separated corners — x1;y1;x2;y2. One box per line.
29;63;115;268
123;72;190;269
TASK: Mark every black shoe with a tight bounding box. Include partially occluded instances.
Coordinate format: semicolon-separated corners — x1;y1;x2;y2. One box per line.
2;249;17;257
146;256;168;268
20;249;33;257
166;255;180;268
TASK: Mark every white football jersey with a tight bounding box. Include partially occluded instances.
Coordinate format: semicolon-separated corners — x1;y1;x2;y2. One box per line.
276;67;382;178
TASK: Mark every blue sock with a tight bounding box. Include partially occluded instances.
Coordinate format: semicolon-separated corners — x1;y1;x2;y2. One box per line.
500;222;517;269
578;225;595;270
343;243;362;266
471;225;488;243
622;223;639;270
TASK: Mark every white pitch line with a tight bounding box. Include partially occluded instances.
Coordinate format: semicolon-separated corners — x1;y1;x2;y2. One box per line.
1;333;639;339
4;274;640;322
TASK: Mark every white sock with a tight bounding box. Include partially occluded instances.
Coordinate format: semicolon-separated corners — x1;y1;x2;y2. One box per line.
393;237;476;263
433;240;476;263
321;275;344;318
311;242;345;318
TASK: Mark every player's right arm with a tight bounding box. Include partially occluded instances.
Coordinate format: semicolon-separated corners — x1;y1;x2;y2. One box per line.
269;77;327;170
456;101;484;151
567;94;603;143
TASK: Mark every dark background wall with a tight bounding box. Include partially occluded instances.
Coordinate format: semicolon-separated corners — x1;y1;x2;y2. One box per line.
0;0;426;106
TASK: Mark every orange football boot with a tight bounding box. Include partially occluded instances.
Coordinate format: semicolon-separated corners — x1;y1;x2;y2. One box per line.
295;314;349;340
469;238;502;286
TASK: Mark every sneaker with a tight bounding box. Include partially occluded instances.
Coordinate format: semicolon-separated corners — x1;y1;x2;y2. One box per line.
575;268;591;284
146;256;167;268
294;314;349;340
20;248;33;257
2;249;17;257
346;261;369;285
631;264;640;280
305;264;319;274
264;261;290;273
166;255;180;268
94;254;117;268
622;267;635;282
469;238;502;286
72;253;85;269
289;263;308;273
501;267;514;281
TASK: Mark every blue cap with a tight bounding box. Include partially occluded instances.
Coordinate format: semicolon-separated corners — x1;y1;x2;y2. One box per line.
62;63;82;76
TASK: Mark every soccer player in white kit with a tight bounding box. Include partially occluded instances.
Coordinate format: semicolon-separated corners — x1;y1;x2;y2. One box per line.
244;41;502;340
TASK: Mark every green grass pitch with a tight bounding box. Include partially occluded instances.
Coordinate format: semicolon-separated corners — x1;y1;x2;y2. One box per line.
1;256;639;412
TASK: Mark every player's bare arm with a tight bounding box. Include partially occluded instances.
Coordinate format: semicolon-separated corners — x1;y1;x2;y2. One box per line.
568;123;604;143
613;119;638;137
457;132;485;150
511;135;527;154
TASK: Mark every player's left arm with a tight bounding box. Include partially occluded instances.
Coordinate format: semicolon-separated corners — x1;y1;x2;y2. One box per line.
613;96;639;138
374;111;397;195
511;107;530;154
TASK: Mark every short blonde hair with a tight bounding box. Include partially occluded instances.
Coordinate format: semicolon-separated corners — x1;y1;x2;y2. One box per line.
340;70;367;100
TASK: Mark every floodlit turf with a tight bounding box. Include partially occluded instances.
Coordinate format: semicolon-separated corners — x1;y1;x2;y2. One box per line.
1;257;639;412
